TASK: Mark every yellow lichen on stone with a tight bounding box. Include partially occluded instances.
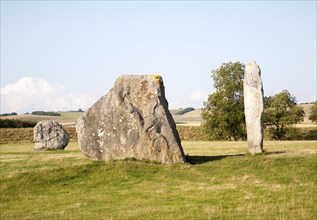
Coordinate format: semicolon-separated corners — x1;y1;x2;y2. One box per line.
150;75;161;86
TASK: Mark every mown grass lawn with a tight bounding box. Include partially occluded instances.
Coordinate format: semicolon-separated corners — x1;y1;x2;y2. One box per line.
0;141;316;219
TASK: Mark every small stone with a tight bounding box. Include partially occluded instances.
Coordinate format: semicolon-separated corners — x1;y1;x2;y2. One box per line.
244;61;264;154
33;120;69;151
76;75;186;164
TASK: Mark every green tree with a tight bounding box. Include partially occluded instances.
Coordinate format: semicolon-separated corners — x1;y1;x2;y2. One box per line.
308;101;317;122
202;62;246;140
264;90;304;140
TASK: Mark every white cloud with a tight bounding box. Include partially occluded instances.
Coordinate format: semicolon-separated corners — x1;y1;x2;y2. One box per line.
190;90;208;102
0;76;96;114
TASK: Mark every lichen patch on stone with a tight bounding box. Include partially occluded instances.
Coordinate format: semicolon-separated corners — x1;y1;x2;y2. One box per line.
150;75;162;86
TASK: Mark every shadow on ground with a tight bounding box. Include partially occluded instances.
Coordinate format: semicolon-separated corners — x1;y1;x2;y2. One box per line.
264;150;287;155
186;154;245;165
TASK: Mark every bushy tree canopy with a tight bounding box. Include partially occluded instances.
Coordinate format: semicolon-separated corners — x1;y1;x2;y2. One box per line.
264;90;304;140
202;62;246;140
202;62;305;141
0;112;17;116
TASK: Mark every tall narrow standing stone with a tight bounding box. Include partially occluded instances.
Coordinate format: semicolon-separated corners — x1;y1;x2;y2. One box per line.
244;61;264;154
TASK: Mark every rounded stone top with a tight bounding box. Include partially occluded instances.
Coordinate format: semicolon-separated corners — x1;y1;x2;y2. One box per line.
245;61;261;76
247;61;257;66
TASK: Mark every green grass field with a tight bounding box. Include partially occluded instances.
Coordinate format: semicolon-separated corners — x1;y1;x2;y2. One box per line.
1;141;316;219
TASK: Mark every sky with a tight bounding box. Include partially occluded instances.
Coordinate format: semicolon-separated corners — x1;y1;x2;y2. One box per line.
1;0;316;114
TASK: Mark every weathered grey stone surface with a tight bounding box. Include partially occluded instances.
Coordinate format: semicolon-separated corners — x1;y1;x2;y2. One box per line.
244;61;264;154
76;75;186;164
33;120;69;150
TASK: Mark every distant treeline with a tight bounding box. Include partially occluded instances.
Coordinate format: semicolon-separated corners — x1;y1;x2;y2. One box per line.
175;107;195;115
300;102;315;105
31;111;61;116
0;119;37;128
69;108;84;112
0;112;17;116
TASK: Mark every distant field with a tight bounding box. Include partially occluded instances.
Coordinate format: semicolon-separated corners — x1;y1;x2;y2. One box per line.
168;109;183;115
0;125;315;145
1;104;315;127
0;141;316;219
172;104;315;127
173;109;202;126
0;112;83;126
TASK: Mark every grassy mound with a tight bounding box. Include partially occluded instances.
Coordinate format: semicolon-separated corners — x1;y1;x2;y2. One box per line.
0;141;316;219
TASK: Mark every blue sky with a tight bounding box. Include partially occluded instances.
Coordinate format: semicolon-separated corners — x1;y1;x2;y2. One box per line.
1;1;316;113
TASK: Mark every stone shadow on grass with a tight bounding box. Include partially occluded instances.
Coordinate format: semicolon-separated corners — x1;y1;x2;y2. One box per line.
264;150;287;155
186;154;245;165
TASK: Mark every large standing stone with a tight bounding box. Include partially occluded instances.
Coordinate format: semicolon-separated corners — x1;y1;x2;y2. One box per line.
33;120;69;150
76;75;186;164
244;61;264;154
